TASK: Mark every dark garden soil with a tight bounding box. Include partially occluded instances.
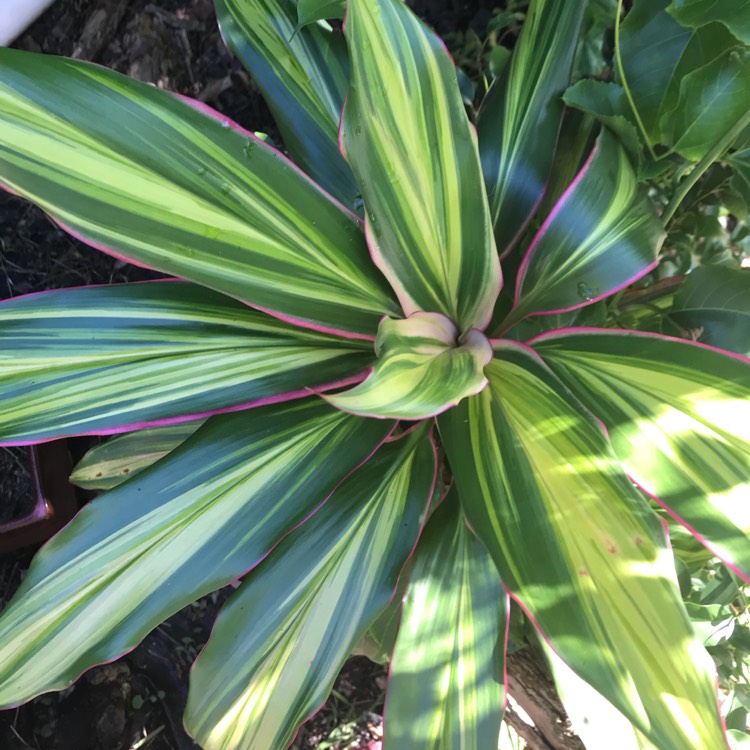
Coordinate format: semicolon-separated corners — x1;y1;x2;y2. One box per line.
0;2;504;749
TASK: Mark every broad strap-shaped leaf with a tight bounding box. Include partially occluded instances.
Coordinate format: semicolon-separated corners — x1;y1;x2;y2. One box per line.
661;45;750;162
184;425;437;750
0;400;393;707
215;0;356;205
69;420;206;490
618;1;747;157
0;48;398;338
439;342;726;750
673;265;750;356
477;0;585;256
499;128;663;330
667;0;750;46
341;0;501;332
0;282;373;443
531;329;750;581
384;492;506;750
297;0;345;27
324;313;492;419
617;0;694;145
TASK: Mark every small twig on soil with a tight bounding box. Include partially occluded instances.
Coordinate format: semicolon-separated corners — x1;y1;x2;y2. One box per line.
130;724;165;750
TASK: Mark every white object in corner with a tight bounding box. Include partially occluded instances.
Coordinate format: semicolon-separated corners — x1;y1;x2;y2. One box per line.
0;0;57;46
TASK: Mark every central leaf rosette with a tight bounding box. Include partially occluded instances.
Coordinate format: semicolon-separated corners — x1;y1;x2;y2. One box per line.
324;312;492;419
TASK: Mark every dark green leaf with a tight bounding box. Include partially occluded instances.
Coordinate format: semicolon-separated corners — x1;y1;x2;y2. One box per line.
667;0;750;45
673;265;750;355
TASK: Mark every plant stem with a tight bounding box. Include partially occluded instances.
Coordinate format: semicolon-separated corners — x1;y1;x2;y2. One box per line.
614;0;658;162
662;108;750;227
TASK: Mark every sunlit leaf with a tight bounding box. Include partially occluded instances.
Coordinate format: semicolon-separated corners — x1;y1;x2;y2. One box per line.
439;342;726;750
384;492;506;749
185;426;437;750
532;329;750;581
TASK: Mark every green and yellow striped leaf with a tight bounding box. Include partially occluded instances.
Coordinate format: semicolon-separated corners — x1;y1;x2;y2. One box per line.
439;342;726;750
69;420;206;490
215;0;356;205
384;491;506;750
477;0;585;255
0;282;373;443
184;425;437;750
0;48;398;338
532;329;750;581
0;400;392;707
500;128;663;330
324;313;492;419
341;0;501;332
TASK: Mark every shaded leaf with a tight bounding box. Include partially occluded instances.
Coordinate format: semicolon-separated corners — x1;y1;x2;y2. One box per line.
673;265;750;355
562;80;641;162
0;282;372;443
215;0;356;205
617;0;693;143
662;47;750;161
667;0;750;46
478;0;585;255
504;129;663;326
0;400;393;707
69;420;206;490
297;0;345;27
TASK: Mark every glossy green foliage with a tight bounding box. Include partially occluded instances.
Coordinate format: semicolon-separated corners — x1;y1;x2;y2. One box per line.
0;0;748;748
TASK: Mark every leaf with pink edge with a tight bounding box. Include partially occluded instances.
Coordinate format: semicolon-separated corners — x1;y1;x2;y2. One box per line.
439;341;727;750
0;282;373;444
184;425;437;750
501;128;664;330
532;329;750;581
0;48;398;338
341;0;501;332
0;400;393;708
324;313;493;419
477;0;585;256
384;491;506;750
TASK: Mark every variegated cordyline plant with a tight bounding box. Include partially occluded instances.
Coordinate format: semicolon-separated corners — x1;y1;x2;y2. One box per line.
0;0;748;748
